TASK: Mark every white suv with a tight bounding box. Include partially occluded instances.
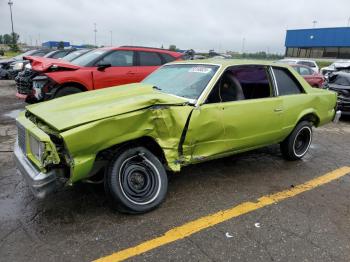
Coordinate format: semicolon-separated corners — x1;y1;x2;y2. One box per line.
320;60;350;75
279;59;319;73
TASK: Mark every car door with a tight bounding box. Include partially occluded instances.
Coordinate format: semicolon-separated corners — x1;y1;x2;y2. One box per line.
92;50;138;89
218;66;284;151
182;65;284;162
136;51;163;81
272;66;307;136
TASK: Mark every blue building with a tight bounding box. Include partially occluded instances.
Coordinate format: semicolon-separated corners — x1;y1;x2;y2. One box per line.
42;41;70;49
285;27;350;59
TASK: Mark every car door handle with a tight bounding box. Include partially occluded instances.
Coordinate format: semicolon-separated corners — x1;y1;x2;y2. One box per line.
274;108;283;112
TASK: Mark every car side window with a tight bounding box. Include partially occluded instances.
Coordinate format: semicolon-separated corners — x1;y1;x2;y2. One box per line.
100;51;134;66
273;67;303;96
160;53;176;63
206;65;273;104
139;51;162;66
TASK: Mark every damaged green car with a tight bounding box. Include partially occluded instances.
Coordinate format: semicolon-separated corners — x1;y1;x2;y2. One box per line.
14;60;339;213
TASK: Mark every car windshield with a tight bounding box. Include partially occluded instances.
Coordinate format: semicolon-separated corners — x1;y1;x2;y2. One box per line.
44;51;57;57
13;50;37;60
71;49;108;66
62;49;91;62
142;64;219;100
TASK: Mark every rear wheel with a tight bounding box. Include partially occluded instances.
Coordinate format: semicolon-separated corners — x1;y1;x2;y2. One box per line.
280;121;312;160
54;86;82;98
105;146;168;214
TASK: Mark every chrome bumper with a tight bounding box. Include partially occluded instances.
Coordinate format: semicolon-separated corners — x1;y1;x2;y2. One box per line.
333;110;342;123
13;142;64;198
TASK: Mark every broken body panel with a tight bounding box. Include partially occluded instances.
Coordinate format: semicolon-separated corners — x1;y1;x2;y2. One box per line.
15;60;337;195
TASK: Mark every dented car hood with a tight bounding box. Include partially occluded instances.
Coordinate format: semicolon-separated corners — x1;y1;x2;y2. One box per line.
24;56;81;72
26;83;189;131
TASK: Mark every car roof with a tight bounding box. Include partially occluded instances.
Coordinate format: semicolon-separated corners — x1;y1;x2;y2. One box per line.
169;59;291;68
290;64;313;69
97;46;182;57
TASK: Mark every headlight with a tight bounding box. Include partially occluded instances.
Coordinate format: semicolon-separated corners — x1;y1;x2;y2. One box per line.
32;75;49;100
25;63;32;69
13;62;24;70
29;134;45;162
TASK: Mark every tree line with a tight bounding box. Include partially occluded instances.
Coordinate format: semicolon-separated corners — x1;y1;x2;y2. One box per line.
0;33;20;51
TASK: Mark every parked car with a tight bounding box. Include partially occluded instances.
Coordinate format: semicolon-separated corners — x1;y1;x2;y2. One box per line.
15;46;183;103
279;59;319;73
15;49;92;99
290;64;324;88
9;49;77;79
60;48;92;62
14;60;338;213
324;72;350;116
0;49;50;79
320;60;350;76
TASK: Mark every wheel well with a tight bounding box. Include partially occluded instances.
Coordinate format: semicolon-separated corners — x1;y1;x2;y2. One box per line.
298;113;320;127
96;137;168;168
58;82;87;92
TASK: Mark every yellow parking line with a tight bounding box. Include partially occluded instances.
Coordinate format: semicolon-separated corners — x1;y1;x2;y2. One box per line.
94;166;350;262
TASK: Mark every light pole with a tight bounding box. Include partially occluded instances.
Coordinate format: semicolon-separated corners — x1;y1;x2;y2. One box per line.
94;23;97;47
8;0;15;46
110;30;113;46
312;20;317;28
348;17;350;27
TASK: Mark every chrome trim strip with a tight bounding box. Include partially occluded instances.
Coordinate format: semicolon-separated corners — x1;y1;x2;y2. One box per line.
269;66;279;96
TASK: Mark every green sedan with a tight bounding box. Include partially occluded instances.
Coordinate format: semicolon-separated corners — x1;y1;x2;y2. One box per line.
14;60;339;213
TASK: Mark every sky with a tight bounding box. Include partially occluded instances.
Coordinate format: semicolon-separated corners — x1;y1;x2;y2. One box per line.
0;0;349;54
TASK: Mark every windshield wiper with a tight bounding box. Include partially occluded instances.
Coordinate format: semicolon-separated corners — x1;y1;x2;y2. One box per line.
153;86;162;91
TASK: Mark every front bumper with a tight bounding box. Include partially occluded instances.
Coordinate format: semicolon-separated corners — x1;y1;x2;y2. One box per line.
333;110;342;123
14;142;64;198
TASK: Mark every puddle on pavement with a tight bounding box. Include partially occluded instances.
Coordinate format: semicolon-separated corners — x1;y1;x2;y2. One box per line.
3;109;23;119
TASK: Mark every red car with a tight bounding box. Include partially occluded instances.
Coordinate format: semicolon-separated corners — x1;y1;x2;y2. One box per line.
291;64;324;88
16;46;183;103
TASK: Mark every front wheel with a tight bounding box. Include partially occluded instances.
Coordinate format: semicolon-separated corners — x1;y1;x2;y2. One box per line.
280;121;313;160
54;86;82;98
105;146;168;214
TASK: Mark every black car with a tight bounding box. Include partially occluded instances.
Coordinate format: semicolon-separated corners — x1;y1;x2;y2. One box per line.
8;49;78;79
325;72;350;116
0;49;50;79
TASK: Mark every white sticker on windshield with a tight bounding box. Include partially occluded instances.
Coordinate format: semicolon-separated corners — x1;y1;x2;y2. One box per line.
189;67;212;74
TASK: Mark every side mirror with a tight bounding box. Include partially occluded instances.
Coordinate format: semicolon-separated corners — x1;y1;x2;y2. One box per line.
97;62;111;71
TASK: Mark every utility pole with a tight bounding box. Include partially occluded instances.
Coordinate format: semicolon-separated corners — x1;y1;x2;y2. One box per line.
110;30;113;46
94;23;97;47
8;0;15;46
348;17;350;27
312;20;317;28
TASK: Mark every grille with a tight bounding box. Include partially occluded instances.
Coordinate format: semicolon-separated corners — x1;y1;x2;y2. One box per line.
15;69;37;95
17;123;26;153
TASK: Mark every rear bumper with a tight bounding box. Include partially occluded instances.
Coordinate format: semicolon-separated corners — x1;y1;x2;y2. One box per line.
13;142;65;198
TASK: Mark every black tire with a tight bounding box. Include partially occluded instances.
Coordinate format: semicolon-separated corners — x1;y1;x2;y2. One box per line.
54;86;82;98
105;146;168;214
280;121;313;161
